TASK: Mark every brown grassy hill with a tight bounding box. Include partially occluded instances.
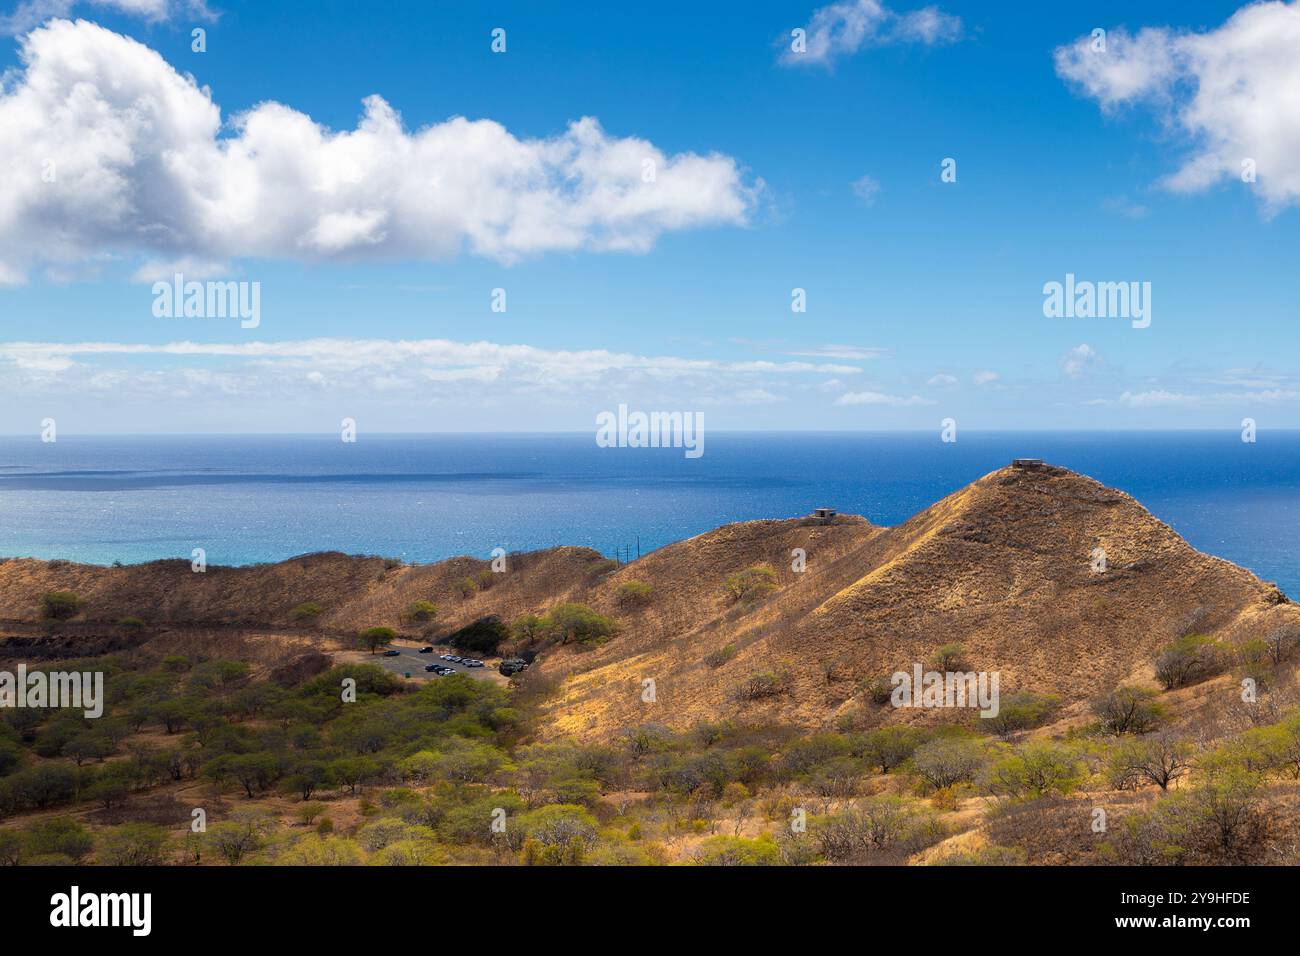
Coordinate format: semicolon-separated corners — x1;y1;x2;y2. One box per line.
0;552;387;628
3;462;1296;745
0;547;607;638
535;463;1299;739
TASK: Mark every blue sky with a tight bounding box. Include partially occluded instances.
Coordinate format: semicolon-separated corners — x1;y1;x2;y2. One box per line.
0;0;1298;432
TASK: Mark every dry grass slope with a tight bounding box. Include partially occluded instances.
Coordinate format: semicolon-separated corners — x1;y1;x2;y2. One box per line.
3;463;1295;744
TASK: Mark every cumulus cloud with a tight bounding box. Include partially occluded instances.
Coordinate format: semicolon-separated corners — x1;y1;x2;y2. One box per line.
1060;343;1101;377
972;370;999;386
0;20;758;283
1055;2;1300;212
780;0;961;68
0;0;213;34
926;372;958;386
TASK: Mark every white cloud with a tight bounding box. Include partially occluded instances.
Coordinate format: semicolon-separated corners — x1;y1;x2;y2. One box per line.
1101;195;1149;219
0;20;758;284
834;389;934;406
1094;388;1300;408
893;6;963;45
972;370;999;386
1060;343;1101;377
926;372;958;386
0;338;862;403
1;0;214;35
780;0;961;68
851;174;881;205
1055;3;1300;212
788;344;887;360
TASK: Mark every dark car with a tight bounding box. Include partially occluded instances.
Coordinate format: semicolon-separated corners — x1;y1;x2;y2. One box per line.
499;657;530;677
424;663;439;672
382;649;401;657
418;646;434;653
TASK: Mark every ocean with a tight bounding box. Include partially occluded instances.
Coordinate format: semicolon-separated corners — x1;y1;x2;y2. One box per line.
1;431;1297;596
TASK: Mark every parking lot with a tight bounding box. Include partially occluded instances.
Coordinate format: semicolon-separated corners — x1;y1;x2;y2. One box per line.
370;642;500;682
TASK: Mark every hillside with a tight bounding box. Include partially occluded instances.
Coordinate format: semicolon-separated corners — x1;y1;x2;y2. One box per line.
2;462;1296;743
533;463;1298;739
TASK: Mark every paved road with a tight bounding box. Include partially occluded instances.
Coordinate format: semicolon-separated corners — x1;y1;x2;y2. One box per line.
370;642;498;682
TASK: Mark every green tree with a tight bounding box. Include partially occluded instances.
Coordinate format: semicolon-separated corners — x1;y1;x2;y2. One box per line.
692;833;780;865
983;691;1061;739
97;824;169;865
358;626;397;654
1110;732;1194;791
1091;686;1166;735
23;818;94;862
856;726;925;774
1155;634;1224;690
911;738;987;791
542;603;618;646
984;742;1085;799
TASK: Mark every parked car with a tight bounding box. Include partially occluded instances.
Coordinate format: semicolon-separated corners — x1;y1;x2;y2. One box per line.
464;660;484;668
418;646;434;653
447;656;463;663
382;649;400;657
499;657;530;677
424;663;439;672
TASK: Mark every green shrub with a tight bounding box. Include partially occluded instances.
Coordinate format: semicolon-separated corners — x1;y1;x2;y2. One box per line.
703;644;736;668
290;602;323;621
730;671;786;702
1155;634;1225;690
540;603;618;646
617;580;653;606
724;564;777;602
447;616;511;655
929;642;966;671
404;600;438;623
40;592;83;621
692;834;780;866
982;691;1061;738
1090;686;1166;735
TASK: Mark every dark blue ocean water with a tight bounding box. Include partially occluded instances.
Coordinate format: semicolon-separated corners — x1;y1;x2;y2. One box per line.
1;432;1297;596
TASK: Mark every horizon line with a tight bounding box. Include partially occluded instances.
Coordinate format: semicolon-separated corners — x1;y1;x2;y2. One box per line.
1;427;1298;439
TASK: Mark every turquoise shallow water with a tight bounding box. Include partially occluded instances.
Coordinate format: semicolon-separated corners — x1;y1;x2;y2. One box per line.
0;431;1297;596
